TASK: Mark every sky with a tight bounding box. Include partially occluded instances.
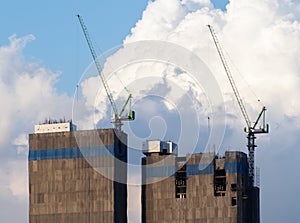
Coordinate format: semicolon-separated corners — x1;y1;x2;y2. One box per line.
1;0;300;222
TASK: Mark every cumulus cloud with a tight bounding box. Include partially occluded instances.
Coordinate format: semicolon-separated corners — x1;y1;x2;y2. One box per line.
0;35;73;148
12;133;28;155
0;35;73;222
79;0;300;152
123;0;300;142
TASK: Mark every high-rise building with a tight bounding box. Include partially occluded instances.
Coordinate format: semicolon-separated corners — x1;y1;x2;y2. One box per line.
28;120;127;223
142;140;260;223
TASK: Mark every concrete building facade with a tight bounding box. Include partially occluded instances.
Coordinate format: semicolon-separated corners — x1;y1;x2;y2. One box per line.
142;141;260;223
28;121;127;223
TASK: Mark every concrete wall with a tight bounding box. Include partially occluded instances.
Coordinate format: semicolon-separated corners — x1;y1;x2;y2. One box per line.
29;128;127;223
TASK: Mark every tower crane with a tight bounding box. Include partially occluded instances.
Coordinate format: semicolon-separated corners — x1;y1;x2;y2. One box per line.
208;25;269;186
77;15;135;131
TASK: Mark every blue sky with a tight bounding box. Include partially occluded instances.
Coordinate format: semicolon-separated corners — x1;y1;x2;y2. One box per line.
1;0;147;95
1;0;228;96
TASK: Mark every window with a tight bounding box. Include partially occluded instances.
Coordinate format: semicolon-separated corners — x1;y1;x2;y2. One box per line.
214;169;226;196
231;183;237;191
231;197;237;206
175;164;186;199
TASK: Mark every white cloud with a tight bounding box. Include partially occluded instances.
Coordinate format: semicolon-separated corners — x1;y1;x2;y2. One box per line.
0;35;73;148
181;0;214;11
0;160;28;198
124;0;300;133
12;133;28;155
125;0;188;41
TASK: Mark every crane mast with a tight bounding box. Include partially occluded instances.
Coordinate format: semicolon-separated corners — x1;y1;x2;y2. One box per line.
208;25;269;186
77;15;135;131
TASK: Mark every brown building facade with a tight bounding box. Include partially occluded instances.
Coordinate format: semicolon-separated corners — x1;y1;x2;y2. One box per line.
28;123;127;223
142;142;259;223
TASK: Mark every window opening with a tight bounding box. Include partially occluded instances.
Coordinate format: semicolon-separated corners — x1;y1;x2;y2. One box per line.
214;169;226;196
175;162;186;199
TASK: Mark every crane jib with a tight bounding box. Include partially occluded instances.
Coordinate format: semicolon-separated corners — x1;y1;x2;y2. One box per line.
77;15;135;130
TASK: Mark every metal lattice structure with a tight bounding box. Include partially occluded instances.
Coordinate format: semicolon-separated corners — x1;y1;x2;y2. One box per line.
77;15;135;131
208;25;269;186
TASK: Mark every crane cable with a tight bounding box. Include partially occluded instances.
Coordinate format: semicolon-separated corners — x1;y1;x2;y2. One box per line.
93;35;131;95
221;45;263;107
208;25;252;128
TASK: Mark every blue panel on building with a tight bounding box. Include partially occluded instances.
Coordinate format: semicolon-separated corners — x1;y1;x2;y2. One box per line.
145;166;176;178
144;161;248;178
186;163;214;176
225;162;248;175
28;145;115;160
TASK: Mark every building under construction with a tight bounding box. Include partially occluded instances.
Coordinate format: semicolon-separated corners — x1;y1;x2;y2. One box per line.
28;121;127;223
28;121;260;223
142;140;260;223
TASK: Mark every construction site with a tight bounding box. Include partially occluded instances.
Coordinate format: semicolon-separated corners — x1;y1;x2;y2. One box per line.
28;16;269;223
29;125;261;223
